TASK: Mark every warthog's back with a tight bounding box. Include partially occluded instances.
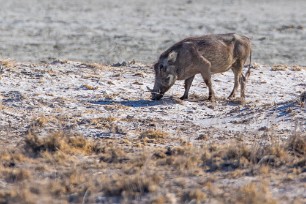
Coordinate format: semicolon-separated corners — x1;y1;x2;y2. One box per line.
162;33;251;74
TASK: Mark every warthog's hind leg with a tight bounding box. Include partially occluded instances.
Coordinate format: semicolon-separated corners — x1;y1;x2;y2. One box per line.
228;67;241;99
229;60;247;101
240;74;246;102
180;76;195;100
200;64;215;102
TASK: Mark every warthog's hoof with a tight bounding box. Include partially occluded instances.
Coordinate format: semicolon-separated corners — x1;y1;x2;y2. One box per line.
240;98;246;105
180;95;188;100
228;94;235;100
208;96;216;103
151;94;164;100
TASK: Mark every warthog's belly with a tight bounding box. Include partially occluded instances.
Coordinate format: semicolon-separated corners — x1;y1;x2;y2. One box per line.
211;63;233;74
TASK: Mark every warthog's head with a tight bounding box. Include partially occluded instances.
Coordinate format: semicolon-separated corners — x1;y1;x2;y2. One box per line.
148;51;178;100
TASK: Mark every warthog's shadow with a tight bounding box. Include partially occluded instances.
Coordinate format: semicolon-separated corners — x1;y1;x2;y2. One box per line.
90;98;177;107
91;97;245;108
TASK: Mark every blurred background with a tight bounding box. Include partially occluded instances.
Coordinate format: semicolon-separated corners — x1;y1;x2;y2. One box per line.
0;0;305;65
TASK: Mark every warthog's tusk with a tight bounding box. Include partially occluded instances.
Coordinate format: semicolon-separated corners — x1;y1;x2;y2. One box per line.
146;86;153;92
146;86;161;94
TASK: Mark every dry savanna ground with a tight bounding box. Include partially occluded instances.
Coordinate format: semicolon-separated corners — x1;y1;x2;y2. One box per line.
0;59;305;204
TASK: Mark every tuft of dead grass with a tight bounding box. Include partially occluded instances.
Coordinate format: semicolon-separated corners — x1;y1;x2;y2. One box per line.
90;116;117;124
182;189;207;203
202;141;293;172
1;168;31;183
82;62;105;70
82;84;98;90
0;59;16;69
252;62;260;69
31;116;50;127
291;65;305;71
103;174;161;198
271;64;288;71
139;130;168;139
0;151;27;163
99;147;128;163
287;133;306;156
0;188;36;204
24;132;99;156
24;133;62;154
133;72;145;77
259;165;270;175
233;182;277;204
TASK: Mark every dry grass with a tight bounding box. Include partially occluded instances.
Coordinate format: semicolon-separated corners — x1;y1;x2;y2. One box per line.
291;65;305;71
24;132;100;156
271;64;288;71
90;116;117;124
0;58;16;69
270;64;306;71
183;189;207;203
132;81;144;85
287;133;306;156
103;174;161;197
232;182;277;204
0;129;305;203
259;165;270;175
139;129;168;139
133;72;145;77
82;84;98;90
88;116;118;130
252;62;260;69
30;116;51;128
0;188;37;204
1;168;31;183
82;62;106;70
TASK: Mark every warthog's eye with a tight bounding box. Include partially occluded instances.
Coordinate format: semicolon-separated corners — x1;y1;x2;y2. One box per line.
159;64;164;70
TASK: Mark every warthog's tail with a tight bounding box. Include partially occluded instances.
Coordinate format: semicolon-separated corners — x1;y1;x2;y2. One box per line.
243;49;252;82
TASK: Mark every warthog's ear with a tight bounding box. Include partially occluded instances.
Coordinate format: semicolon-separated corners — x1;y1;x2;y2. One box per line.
167;51;177;63
153;63;158;70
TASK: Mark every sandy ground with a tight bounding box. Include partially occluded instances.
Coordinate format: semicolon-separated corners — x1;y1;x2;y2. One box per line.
0;61;305;202
0;0;306;65
0;61;305;147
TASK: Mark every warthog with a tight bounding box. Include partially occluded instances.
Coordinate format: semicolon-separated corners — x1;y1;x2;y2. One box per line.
148;33;252;102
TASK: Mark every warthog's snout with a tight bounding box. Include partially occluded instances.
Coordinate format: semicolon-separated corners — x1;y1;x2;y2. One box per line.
147;86;165;100
151;92;164;100
147;86;163;100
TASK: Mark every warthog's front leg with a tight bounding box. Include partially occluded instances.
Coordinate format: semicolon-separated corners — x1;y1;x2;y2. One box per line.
199;63;215;102
203;75;215;102
196;56;214;101
182;42;214;102
180;76;195;100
